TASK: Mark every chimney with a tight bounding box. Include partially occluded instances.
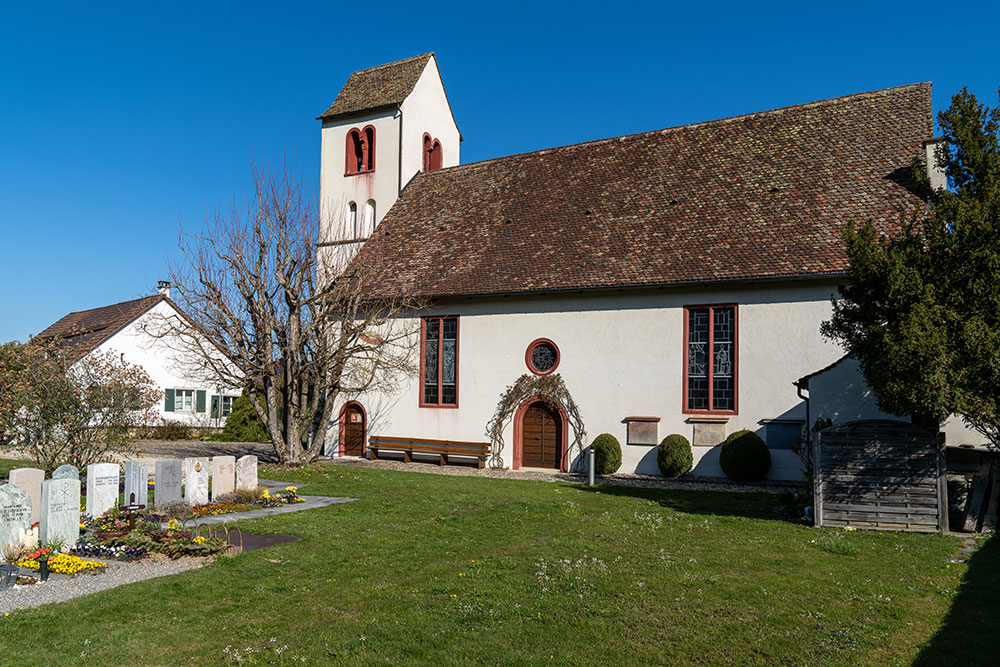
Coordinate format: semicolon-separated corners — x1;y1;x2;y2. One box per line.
157;280;171;298
923;137;948;192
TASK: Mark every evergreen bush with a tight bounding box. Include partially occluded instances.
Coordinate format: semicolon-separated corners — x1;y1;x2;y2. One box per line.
657;434;693;478
719;429;771;482
590;433;622;475
213;394;270;442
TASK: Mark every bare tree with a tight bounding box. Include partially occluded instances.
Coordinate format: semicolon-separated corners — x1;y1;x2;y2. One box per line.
146;162;420;465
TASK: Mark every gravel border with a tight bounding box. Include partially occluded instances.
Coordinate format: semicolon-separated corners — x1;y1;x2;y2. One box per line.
326;457;799;494
0;557;207;614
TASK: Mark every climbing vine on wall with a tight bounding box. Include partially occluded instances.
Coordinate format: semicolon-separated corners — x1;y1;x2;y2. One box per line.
485;373;587;470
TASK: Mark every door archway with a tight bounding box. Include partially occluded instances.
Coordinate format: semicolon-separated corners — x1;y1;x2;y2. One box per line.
338;402;367;457
513;398;568;471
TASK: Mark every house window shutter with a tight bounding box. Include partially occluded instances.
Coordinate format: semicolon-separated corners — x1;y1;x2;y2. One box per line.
164;389;175;412
210;395;220;418
196;390;207;413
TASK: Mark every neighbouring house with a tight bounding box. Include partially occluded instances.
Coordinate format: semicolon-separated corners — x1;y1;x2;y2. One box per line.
316;53;943;480
34;282;241;428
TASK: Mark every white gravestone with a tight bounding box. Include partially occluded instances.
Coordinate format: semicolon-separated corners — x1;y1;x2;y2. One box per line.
236;455;258;492
9;468;44;525
183;458;209;506
86;463;119;518
40;478;81;547
155;459;183;507
123;461;148;506
52;464;80;480
0;484;33;551
210;456;236;501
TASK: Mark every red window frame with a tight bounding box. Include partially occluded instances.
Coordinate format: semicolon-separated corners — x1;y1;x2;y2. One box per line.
682;304;738;415
422;133;442;171
345;125;376;175
525;338;560;376
419;316;459;408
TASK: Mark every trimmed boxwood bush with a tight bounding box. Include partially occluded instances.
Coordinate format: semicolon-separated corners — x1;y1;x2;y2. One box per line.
590;433;622;475
657;434;693;478
719;429;771;481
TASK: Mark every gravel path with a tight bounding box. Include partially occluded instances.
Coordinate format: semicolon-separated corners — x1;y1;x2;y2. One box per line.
0;558;207;614
330;456;799;494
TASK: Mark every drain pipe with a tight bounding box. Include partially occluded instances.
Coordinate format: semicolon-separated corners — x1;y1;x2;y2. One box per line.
588;447;595;486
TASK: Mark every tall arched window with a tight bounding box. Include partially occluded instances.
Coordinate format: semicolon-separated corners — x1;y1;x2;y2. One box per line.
423;133;443;171
345;126;376;175
364;199;376;235
347;202;358;238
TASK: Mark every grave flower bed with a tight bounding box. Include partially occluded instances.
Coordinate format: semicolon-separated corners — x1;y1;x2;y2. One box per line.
82;508;228;559
187;486;305;517
71;543;148;561
15;550;107;575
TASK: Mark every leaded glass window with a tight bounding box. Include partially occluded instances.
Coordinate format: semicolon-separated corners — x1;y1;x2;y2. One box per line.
422;317;458;406
528;340;559;374
685;305;736;412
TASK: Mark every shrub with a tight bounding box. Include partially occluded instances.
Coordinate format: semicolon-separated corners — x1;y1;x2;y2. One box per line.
657;434;693;478
157;499;190;521
213;394;270;443
719;429;771;481
590;433;622;475
153;420;191;441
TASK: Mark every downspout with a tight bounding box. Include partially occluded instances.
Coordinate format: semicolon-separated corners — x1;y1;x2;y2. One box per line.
795;379;810;451
396;103;404;198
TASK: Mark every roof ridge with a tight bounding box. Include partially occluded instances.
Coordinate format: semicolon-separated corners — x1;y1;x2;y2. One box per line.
349;52;433;76
414;82;931;179
62;293;162;317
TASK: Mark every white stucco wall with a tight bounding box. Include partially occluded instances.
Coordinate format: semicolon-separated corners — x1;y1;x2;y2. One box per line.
329;280;848;480
806;355;989;448
87;300;240;427
400;56;461;188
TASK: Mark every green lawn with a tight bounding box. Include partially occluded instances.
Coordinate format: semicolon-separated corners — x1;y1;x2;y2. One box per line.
0;456;32;479
1;460;994;666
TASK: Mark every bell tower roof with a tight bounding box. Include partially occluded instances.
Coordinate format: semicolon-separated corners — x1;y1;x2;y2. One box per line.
317;53;434;120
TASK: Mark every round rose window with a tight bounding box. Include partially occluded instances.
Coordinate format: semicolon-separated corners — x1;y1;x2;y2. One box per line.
526;339;559;375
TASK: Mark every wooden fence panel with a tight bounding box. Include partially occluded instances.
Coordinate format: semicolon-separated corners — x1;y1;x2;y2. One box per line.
814;420;945;533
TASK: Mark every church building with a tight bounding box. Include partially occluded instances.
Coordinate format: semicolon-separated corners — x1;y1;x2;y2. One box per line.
317;53;943;479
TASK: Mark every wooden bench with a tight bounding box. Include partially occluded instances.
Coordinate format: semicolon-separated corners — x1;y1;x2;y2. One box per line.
369;436;490;468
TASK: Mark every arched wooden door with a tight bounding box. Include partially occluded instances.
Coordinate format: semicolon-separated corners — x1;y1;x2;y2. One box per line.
521;401;562;469
342;403;366;456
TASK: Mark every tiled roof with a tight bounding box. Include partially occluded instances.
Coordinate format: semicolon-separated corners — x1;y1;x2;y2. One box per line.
357;83;932;299
35;295;164;362
318;53;433;120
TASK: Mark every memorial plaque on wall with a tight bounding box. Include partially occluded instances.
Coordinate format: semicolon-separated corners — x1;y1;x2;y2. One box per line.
692;421;727;447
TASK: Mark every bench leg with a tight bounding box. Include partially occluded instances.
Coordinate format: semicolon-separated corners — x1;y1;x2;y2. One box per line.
477;457;485;469
439;454;446;466
404;451;411;463
370;449;379;461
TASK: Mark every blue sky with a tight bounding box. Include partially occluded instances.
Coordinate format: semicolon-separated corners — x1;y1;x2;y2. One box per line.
1;1;997;342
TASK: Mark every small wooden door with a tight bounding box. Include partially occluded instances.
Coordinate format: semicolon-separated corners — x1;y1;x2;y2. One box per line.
344;404;365;456
521;402;561;469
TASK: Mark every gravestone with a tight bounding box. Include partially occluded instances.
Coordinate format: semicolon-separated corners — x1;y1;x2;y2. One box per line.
39;478;81;546
0;484;32;551
154;459;183;507
184;457;209;506
52;464;80;480
236;455;258;492
123;461;149;506
86;463;120;518
211;456;236;501
8;468;44;524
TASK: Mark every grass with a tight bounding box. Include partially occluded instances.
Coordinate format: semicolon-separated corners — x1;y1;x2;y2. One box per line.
0;456;32;480
0;459;994;666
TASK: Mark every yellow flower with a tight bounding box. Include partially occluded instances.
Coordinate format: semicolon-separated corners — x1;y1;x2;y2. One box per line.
193;536;206;545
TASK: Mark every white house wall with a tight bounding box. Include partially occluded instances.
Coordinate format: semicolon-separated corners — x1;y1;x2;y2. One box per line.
89;300;240;427
331;280;846;480
400;56;461;187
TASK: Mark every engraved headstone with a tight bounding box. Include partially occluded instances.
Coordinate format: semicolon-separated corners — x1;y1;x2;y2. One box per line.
8;468;44;524
0;484;32;551
154;459;183;507
236;455;258;492
123;461;149;506
210;456;236;501
183;457;209;506
39;478;81;546
86;463;119;518
52;464;80;480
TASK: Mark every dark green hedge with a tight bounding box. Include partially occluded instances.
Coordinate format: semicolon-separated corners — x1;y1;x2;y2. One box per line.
657;433;693;478
591;433;622;475
719;429;771;481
